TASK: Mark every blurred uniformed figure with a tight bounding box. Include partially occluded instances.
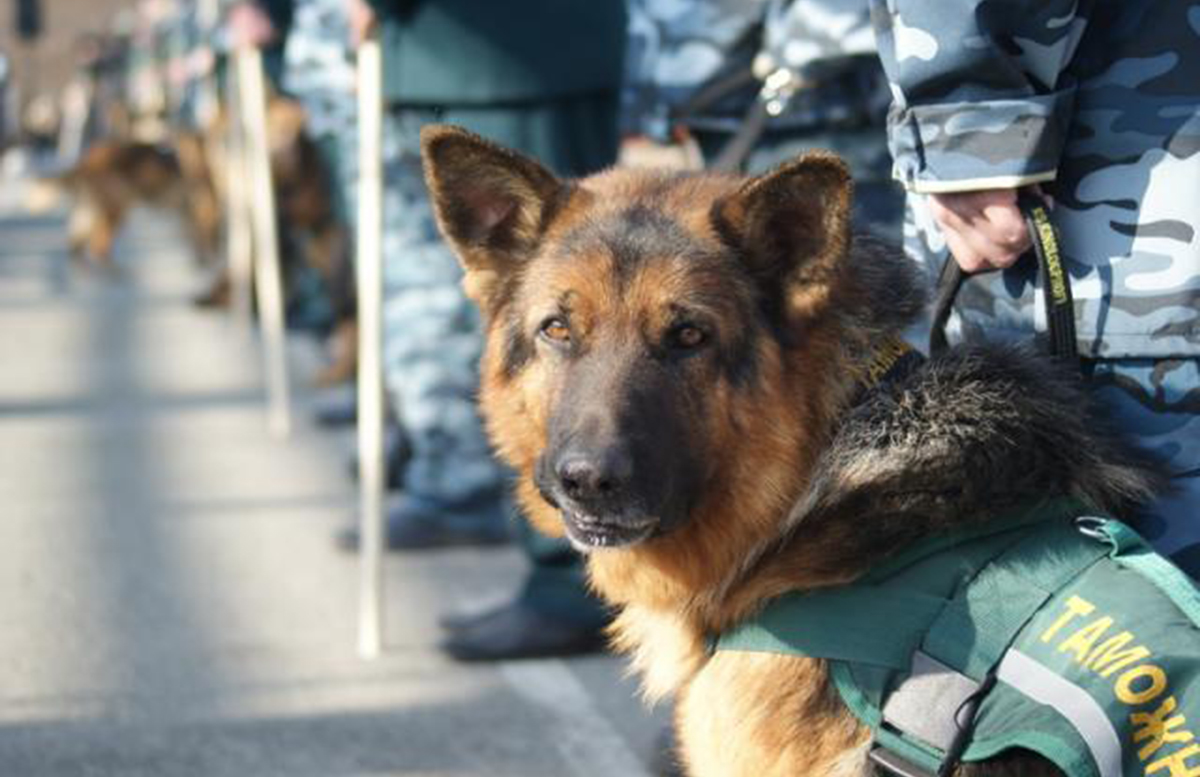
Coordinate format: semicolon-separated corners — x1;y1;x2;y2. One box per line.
622;0;902;241
336;0;627;661
867;0;1200;577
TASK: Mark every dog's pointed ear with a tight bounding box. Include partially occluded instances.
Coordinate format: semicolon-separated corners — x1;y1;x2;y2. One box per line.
711;151;853;318
422;125;566;308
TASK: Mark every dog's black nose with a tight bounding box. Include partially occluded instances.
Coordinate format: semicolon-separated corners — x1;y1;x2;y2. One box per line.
556;447;633;506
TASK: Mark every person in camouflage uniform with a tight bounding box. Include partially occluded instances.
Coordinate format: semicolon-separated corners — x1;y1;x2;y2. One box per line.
282;0;357;345
282;0;356;226
623;0;902;241
336;0;626;661
868;0;1200;576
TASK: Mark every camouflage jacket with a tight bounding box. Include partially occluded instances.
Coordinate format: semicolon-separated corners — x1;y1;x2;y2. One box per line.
281;0;355;138
870;0;1200;359
622;0;887;142
620;0;767;139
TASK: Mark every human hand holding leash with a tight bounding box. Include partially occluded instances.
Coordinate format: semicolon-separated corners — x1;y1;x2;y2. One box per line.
928;188;1077;362
929;187;1037;272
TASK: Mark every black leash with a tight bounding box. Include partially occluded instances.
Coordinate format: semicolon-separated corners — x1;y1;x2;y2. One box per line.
929;191;1079;366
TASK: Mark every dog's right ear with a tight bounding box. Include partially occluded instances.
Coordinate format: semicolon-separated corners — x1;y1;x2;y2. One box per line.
711;151;853;320
422;125;565;309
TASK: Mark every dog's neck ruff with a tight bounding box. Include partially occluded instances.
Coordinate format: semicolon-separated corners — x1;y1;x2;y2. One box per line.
714;499;1200;777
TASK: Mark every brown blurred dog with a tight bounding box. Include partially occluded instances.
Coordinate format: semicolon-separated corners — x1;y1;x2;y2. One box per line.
56;134;220;269
199;96;355;385
54;96;356;385
421;126;1161;777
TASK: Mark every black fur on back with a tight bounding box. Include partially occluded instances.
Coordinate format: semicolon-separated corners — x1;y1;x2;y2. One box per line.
790;341;1167;555
721;225;1170;581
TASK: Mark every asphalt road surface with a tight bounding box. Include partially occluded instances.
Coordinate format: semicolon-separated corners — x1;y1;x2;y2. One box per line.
0;172;667;777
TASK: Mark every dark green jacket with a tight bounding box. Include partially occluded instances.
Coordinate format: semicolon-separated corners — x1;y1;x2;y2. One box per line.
366;0;626;105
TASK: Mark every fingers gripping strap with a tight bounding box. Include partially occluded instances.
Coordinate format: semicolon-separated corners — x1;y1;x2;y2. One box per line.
928;192;1078;363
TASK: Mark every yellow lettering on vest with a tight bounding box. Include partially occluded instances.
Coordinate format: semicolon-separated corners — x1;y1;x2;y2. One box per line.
1086;631;1152;678
1116;664;1168;705
1041;595;1096;643
1058;616;1113;662
1146;743;1200;777
1132;696;1194;761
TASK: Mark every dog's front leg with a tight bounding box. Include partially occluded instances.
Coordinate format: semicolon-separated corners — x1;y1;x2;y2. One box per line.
677;653;871;776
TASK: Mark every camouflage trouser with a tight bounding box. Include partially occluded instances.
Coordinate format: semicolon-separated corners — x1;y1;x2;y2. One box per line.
282;0;359;227
379;109;506;513
1088;358;1200;577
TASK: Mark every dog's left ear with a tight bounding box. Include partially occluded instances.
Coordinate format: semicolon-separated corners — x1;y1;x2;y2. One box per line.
711;151;852;319
422;125;566;310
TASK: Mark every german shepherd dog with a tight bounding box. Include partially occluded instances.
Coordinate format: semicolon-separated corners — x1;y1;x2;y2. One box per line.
420;126;1161;777
55;135;221;270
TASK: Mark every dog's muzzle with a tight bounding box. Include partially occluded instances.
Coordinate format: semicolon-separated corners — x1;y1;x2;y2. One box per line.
535;446;660;551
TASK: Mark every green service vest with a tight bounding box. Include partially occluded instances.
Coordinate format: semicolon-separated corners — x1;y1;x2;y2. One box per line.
716;499;1200;777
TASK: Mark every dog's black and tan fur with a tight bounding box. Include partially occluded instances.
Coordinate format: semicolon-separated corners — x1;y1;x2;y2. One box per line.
421;125;1162;777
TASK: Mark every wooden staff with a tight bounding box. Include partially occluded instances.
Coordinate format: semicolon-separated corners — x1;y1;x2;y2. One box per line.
236;46;291;437
355;33;385;658
56;76;92;165
195;0;221;134
224;57;254;323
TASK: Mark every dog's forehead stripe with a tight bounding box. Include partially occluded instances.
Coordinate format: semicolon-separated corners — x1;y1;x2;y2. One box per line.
555;206;713;279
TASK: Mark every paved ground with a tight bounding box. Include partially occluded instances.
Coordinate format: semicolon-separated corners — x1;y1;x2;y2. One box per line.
0;174;667;776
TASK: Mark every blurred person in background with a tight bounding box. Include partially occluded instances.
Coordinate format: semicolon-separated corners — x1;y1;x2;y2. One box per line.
225;0;294;86
621;0;901;241
868;0;1200;578
337;0;626;661
283;0;362;394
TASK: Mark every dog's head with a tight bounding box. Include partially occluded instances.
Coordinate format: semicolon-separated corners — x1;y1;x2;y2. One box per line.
423;125;863;585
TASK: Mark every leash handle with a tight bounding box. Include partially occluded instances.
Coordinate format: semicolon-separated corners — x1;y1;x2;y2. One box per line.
928;191;1079;365
928;255;965;356
1020;191;1079;364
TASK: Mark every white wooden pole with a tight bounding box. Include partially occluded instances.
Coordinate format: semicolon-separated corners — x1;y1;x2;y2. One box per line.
195;0;221;130
355;34;385;659
224;59;254;323
57;77;92;165
237;47;292;438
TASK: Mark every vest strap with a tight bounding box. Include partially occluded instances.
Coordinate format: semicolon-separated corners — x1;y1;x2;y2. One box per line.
921;517;1110;679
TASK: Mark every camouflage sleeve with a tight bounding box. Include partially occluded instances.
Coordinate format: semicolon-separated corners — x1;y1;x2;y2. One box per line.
761;0;876;83
868;0;1088;193
620;0;768;140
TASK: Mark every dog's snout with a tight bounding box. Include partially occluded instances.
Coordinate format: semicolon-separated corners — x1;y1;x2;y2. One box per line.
556;447;633;505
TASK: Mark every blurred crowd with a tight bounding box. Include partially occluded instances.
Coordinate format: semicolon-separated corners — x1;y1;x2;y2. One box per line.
3;0;1196;695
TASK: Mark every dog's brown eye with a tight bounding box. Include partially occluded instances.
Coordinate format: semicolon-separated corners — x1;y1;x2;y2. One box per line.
541;318;571;343
672;325;707;349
